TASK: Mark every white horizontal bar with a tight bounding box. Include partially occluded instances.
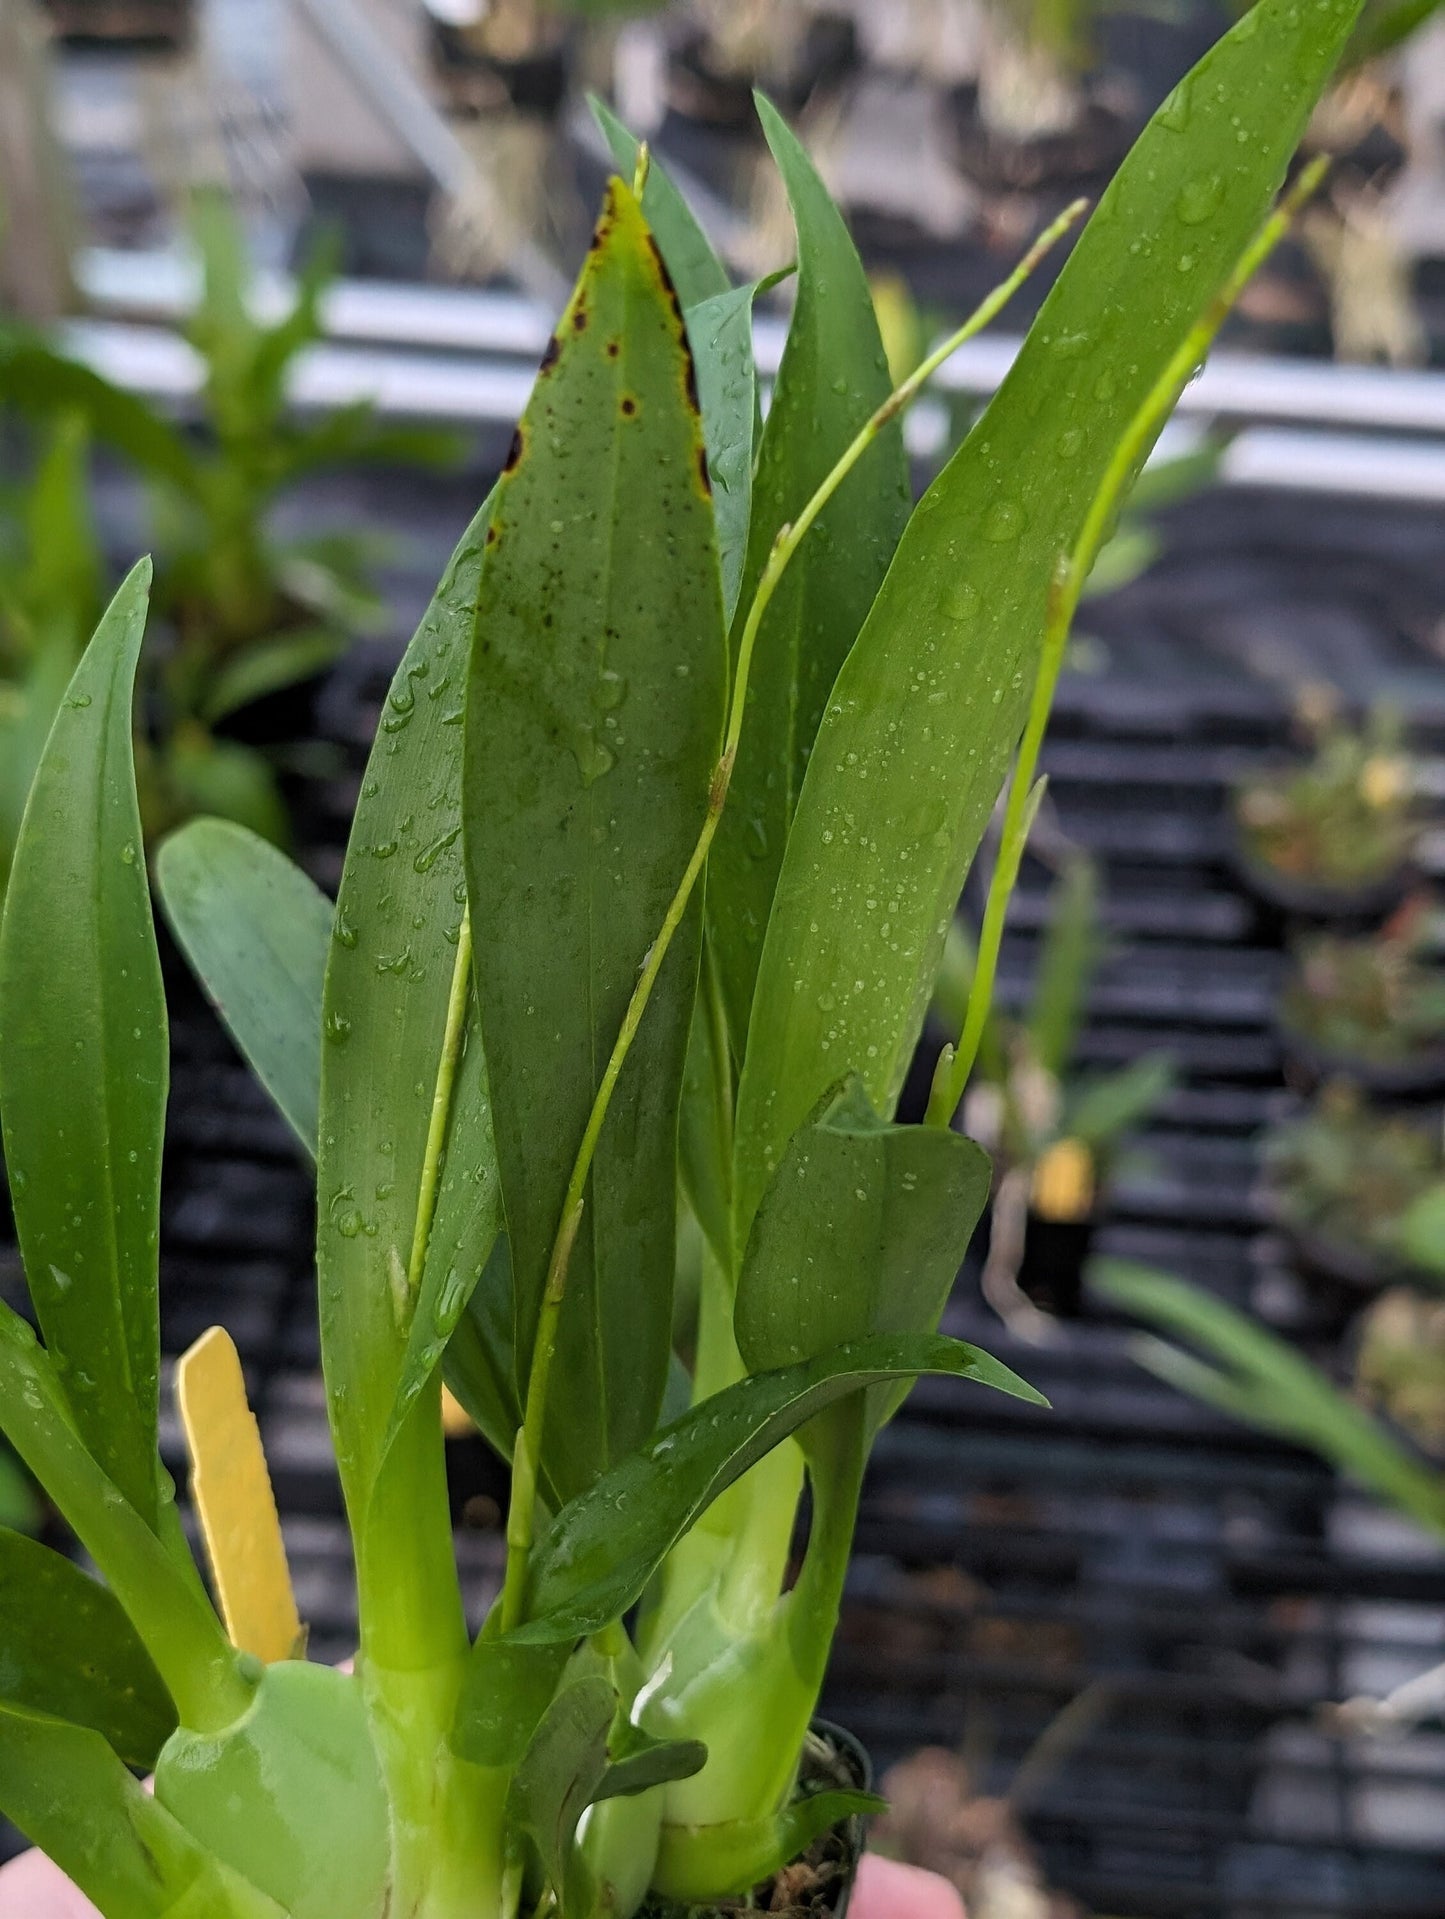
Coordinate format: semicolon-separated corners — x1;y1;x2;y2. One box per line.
76;245;1445;438
53;314;1445;500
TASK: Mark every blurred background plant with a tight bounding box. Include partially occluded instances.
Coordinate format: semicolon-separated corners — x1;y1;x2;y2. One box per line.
935;855;1175;1332
0;188;454;880
1234;696;1418;894
1280;903;1445;1070
1261;1080;1445;1286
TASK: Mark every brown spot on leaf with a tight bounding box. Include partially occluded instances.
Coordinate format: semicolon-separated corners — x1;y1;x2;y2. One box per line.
572;307;588;333
621;396;638;418
504;426;525;473
606;339;621;359
485;525;498;545
540;334;561;373
697;446;713;497
682;348;700;415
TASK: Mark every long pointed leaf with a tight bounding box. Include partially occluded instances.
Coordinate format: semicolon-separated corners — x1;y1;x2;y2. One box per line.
592;102;731;312
0;1528;176;1768
464;180;727;1503
156;819;331;1158
0;561;167;1529
734;0;1365;1233
318;505;503;1519
1095;1260;1445;1537
709;97;911;1058
511;1331;1043;1644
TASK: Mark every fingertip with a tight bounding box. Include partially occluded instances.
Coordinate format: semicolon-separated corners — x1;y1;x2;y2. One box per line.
854;1851;966;1919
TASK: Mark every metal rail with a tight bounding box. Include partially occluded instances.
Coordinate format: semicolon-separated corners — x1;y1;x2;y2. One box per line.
66;245;1445;500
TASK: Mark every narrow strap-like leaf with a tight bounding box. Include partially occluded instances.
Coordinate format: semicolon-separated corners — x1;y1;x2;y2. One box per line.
511;1331;1043;1644
734;0;1367;1234
0;560;167;1529
464;180;727;1503
318;504;503;1521
0;1528;176;1768
156;818;331;1159
592;101;731;311
708;96;910;1060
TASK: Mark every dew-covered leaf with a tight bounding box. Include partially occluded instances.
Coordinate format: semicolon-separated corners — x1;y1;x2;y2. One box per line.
735;0;1366;1233
0;561;167;1529
510;1332;1042;1644
709;95;910;1059
734;1078;992;1439
317;505;504;1518
464;180;727;1503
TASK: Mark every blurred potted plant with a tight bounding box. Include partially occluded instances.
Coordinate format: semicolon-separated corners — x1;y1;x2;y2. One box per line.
1231;696;1418;924
939;857;1175;1327
1355;1286;1445;1460
1262;1081;1445;1292
0;189;453;853
1279;901;1445;1098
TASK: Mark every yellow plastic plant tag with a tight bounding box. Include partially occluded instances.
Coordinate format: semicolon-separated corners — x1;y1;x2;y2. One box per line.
176;1325;302;1664
441;1386;474;1438
1030;1138;1096;1223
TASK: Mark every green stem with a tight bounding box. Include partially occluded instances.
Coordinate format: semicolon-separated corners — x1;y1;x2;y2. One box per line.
497;197;1088;1633
408;907;474;1304
926;156;1330;1127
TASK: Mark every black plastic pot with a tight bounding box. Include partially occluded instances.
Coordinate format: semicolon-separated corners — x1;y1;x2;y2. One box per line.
1277;1021;1445;1104
1228;820;1416;932
1017;1211;1096;1318
640;1721;872;1919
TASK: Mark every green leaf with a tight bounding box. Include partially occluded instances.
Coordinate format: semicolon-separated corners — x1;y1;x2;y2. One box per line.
0;561;167;1529
591;101;731;312
0;1704;285;1919
463;180;727;1504
689;274;788;624
1094;1260;1445;1539
734;1078;992;1439
1027;857;1101;1079
0;333;199;491
595;1720;708;1801
452;1634;572;1768
0;1448;39;1534
734;0;1366;1235
1394;1184;1445;1278
511;1331;1043;1644
0;1528;176;1767
709;96;910;1058
1062;1052;1175;1153
507;1673;616;1917
679;942;735;1270
156;819;331;1158
443;1236;526;1464
155;1661;390;1919
199;627;350;724
0;1301;247;1734
318;504;504;1519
